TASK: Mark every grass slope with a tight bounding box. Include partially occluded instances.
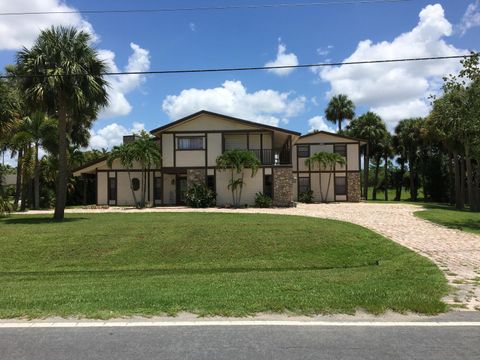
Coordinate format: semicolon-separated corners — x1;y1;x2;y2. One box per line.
0;213;448;318
415;205;480;235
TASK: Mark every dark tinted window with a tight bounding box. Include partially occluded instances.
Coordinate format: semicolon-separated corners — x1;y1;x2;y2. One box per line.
297;145;310;157
177;137;204;150
335;176;347;195
298;177;310;194
264;175;273;198
207;175;215;192
334;144;347;157
154;177;162;200
108;177;117;201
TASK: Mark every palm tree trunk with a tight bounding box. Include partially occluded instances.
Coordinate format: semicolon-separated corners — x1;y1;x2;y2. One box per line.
384;155;388;201
33;141;40;209
466;155;475;211
325;169;333;203
238;172;245;207
338;119;342;132
373;158;380;201
54;96;68;221
20;146;29;211
230;168;235;206
14;149;23;209
409;156;417;201
363;146;369;200
448;152;455;205
474;161;480;212
394;160;405;201
453;151;463;210
460;156;466;209
127;170;139;208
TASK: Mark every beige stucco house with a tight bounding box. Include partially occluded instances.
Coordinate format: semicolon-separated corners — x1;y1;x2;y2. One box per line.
73;110;366;206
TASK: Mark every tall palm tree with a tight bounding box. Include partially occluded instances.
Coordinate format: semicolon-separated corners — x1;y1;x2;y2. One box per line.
305;152;346;203
325;94;355;132
395;118;425;202
216;149;260;207
130;131;162;207
346;111;387;200
16;26;109;220
12;112;56;209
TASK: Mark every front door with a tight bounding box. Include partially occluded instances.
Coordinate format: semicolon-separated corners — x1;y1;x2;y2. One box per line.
176;176;188;205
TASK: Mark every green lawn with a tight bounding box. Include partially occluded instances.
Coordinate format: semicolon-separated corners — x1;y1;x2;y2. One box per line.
415;205;480;235
0;213;448;318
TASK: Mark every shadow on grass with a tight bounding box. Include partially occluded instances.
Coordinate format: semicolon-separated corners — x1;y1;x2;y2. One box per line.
0;262;382;278
431;219;480;233
1;217;87;225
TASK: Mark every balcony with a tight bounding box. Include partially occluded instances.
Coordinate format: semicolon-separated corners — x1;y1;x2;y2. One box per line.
249;149;273;165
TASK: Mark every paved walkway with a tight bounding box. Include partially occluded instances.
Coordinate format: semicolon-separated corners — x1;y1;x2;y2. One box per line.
17;203;480;310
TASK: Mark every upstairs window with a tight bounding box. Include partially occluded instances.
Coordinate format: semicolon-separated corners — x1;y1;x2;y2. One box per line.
297;145;310;158
334;144;347;157
177;136;204;150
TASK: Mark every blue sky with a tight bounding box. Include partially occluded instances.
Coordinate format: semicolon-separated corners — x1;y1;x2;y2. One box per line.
0;1;479;150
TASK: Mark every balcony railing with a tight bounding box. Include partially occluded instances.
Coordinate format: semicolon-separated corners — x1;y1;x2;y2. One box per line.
249;149;273;165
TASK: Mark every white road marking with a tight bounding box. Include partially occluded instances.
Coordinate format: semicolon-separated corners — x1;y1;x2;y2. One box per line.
0;321;479;328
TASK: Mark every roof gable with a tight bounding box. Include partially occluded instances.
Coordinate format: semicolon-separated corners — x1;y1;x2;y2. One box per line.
150;110;301;135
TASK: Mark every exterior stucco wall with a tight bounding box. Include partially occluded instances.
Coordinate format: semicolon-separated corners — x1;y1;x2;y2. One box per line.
175;150;205;167
215;170;263;206
347;144;360;171
207;133;222;166
167;114;259;132
97;172;108;205
162;133;174;167
310;173;335;202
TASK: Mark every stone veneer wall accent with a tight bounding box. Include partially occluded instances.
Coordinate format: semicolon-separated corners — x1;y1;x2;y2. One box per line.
187;169;206;187
273;168;293;207
347;172;361;202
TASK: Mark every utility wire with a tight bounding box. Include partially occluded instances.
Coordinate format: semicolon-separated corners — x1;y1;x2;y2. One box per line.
0;0;417;16
1;54;473;79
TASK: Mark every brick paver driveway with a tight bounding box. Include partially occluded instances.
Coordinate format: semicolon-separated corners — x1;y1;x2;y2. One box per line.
21;203;480;310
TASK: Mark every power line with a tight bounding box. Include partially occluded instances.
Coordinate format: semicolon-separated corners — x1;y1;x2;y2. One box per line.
1;54;473;79
0;0;417;16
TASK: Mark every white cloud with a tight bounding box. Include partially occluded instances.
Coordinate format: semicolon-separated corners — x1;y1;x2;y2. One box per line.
318;4;467;127
0;0;98;50
308;115;336;133
189;22;196;32
89;122;145;150
265;41;299;76
162;80;306;127
458;1;480;35
98;43;151;119
317;45;334;57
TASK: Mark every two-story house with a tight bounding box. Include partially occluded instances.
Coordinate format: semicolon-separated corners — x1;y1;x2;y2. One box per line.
73;110;366;206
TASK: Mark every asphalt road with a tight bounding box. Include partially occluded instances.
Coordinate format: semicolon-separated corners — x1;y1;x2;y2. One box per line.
1;324;480;360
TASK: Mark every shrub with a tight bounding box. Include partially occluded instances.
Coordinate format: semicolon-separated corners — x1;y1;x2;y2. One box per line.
254;192;273;208
0;194;12;217
185;183;216;208
298;190;314;203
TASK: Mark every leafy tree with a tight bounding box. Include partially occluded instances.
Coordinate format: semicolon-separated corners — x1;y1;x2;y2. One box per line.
16;26;109;220
129;131;161;208
11;112;56;209
216;149;260;207
395;118;426;202
346;111;387;199
325;94;355;132
305;152;346;202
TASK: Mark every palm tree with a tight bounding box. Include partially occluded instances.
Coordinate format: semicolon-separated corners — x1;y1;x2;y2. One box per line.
107;143;139;208
16;26;109;220
395;118;425;202
216;149;260;207
325;94;355;132
130;131;161;207
346;112;387;200
11;112;56;209
305;152;346;202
